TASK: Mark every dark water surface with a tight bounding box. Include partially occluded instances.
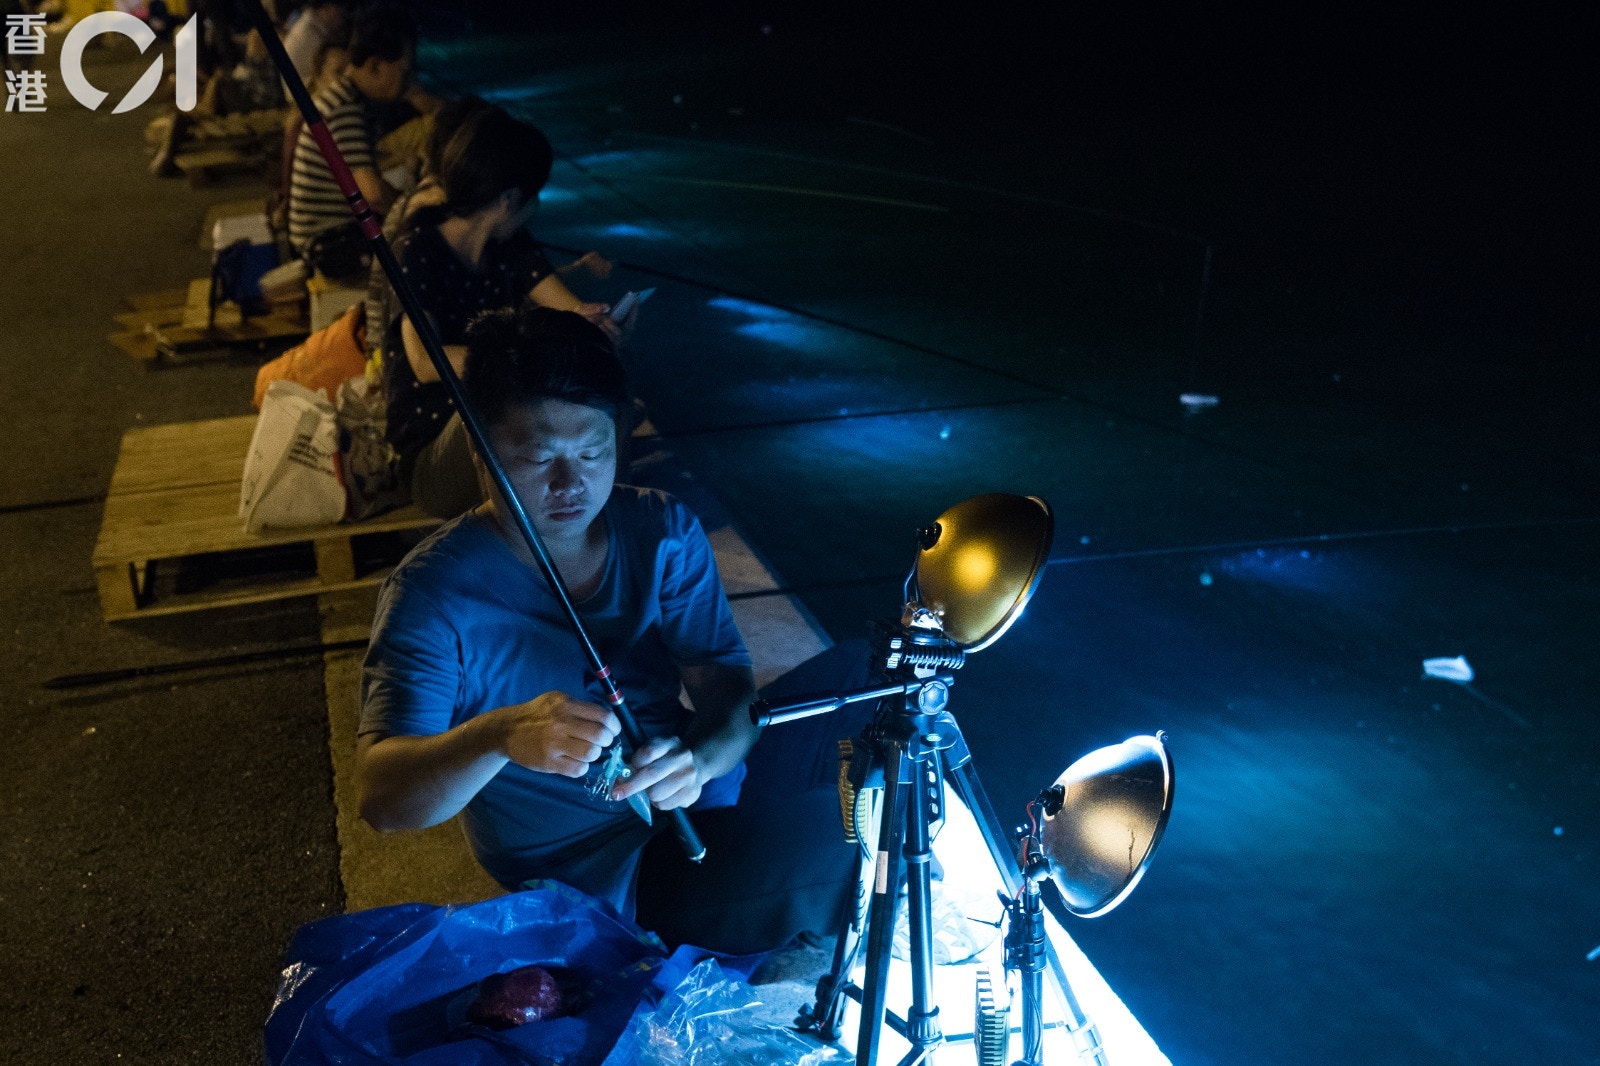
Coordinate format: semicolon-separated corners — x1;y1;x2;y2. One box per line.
413;5;1598;1061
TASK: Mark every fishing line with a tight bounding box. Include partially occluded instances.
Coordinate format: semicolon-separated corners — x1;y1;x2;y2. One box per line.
721;514;1600;602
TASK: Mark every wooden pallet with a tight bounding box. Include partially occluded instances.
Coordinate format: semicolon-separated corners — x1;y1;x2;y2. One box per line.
93;415;439;621
108;279;308;363
113;303;186;332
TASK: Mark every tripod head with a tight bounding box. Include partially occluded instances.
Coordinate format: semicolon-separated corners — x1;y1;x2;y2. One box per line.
750;492;1049;730
877;610;966;677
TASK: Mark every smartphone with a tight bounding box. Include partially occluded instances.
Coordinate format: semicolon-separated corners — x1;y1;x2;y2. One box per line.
609;287;655;324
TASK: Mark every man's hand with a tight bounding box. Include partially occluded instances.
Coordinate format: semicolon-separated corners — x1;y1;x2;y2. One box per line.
529;275;623;344
495;692;620;778
614;737;703;810
357;691;622;833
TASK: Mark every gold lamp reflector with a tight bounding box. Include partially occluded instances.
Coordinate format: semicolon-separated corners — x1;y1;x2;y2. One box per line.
913;493;1053;651
1039;733;1175;917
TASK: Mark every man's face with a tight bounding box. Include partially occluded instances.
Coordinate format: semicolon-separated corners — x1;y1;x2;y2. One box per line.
484;399;617;547
362;55;409;101
315;3;346;31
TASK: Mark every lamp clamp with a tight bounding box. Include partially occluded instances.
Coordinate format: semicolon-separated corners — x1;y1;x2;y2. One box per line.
881;625;966;674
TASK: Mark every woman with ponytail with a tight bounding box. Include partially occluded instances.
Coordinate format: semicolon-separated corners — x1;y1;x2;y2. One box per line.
382;104;618;518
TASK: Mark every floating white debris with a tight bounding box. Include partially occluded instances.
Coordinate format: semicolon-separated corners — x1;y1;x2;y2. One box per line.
1422;655;1474;683
1180;393;1219;413
1587;945;1600;962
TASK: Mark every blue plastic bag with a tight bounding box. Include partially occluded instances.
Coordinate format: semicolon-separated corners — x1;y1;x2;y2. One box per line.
265;882;677;1066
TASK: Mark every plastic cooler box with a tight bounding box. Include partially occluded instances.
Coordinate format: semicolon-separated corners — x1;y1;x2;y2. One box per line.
212;214;280;309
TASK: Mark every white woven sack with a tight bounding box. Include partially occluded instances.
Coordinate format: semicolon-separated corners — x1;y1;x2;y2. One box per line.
239;380;347;532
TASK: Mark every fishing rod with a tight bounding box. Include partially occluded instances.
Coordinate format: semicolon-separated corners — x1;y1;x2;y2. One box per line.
244;0;704;862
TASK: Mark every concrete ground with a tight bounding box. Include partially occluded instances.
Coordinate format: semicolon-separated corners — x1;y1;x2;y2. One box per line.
3;7;1598;1065
1;40;334;1066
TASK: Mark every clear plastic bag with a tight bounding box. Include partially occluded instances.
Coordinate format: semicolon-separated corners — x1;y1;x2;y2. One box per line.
634;959;849;1066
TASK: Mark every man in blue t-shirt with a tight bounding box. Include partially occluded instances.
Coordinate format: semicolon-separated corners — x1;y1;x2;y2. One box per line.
358;305;758;916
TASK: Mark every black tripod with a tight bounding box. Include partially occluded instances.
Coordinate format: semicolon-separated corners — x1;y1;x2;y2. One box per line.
753;616;1108;1066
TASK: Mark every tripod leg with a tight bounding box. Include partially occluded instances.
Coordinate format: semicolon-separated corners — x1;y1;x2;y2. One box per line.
805;849;871;1041
896;749;943;1065
946;761;1106;1065
855;733;910;1066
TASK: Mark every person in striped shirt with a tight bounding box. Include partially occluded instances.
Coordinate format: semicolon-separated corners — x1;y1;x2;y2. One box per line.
287;11;411;259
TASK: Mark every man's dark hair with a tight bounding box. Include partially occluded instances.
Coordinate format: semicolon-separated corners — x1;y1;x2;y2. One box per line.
436;105;554;218
463;304;629;439
348;5;412;66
